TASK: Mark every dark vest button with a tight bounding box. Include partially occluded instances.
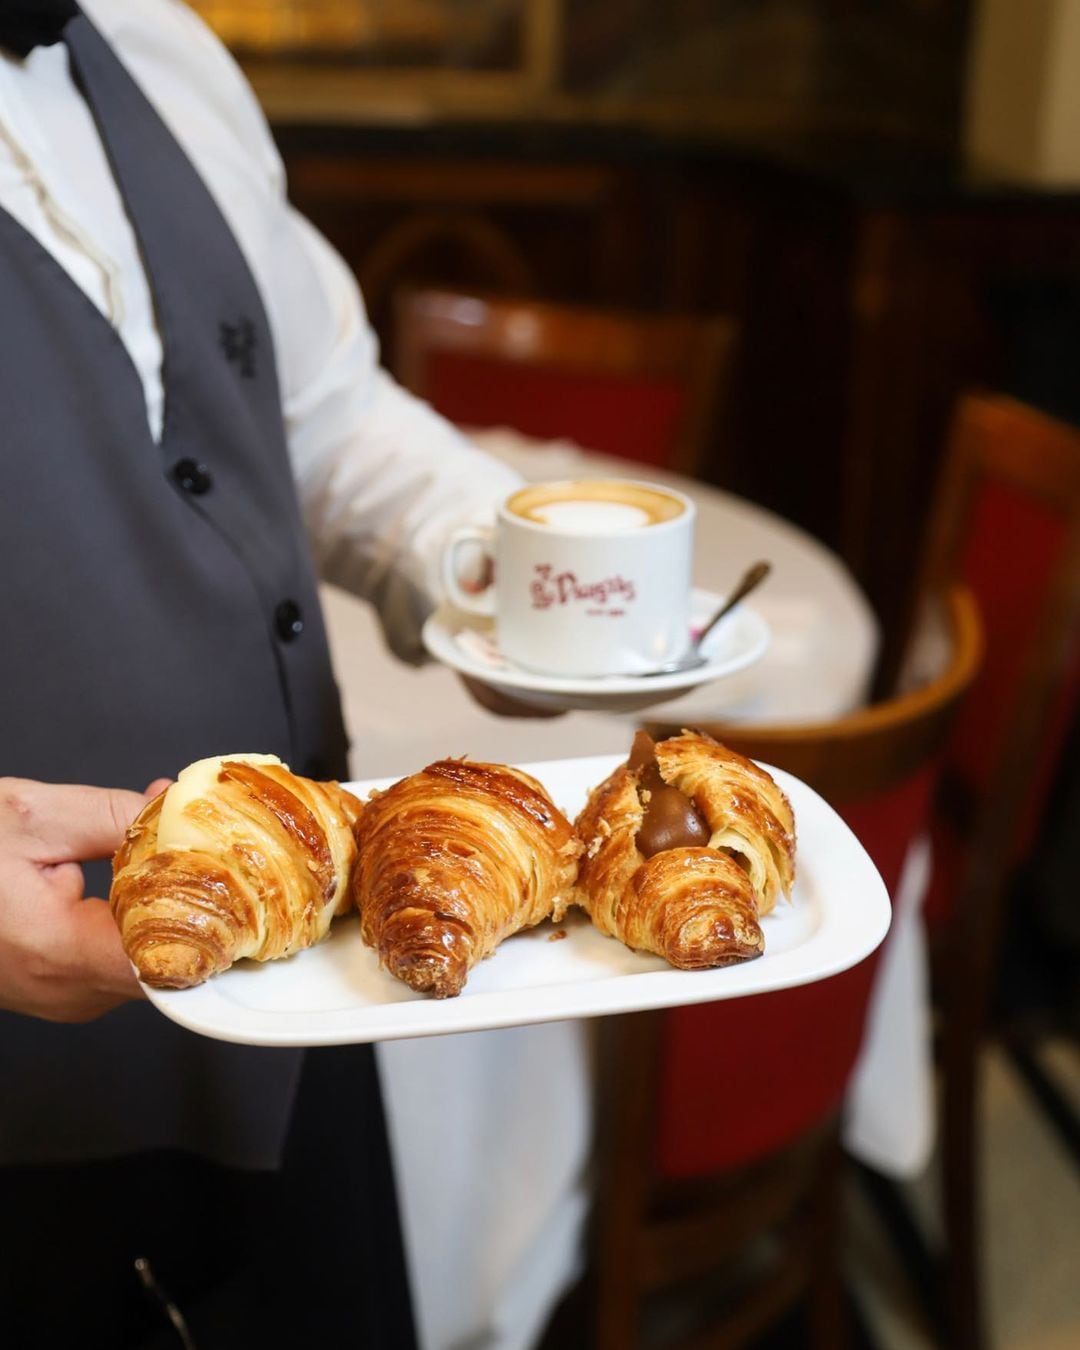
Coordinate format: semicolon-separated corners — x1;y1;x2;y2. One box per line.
275;599;304;642
172;458;213;495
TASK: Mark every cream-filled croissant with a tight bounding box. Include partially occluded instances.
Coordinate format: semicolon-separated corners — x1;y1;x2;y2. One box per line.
352;758;581;998
573;730;796;968
110;753;362;989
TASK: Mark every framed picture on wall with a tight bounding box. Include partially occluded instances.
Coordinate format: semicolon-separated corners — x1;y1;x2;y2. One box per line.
190;0;561;120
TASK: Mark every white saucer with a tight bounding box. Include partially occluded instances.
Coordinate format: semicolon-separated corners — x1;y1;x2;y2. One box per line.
421;587;770;713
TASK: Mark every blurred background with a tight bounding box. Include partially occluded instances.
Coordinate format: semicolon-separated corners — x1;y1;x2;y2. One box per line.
193;0;1080;653
191;4;1079;1349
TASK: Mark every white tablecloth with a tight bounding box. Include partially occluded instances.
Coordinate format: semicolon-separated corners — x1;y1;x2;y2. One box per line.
321;430;884;1350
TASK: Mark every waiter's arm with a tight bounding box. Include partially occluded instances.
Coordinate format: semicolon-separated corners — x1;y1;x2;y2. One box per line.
281;213;522;662
0;779;149;1021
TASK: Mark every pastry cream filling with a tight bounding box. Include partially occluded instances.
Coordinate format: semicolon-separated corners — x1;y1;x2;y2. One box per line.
157;752;284;851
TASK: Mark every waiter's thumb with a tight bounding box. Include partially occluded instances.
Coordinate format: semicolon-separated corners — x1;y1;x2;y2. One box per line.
19;782;152;864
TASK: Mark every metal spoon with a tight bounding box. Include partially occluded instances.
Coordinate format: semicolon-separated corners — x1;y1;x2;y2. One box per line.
644;560;772;676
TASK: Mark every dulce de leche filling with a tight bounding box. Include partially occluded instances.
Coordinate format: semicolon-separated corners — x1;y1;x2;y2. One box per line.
628;731;709;858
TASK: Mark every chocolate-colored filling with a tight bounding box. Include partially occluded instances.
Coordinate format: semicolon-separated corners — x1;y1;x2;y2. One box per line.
629;731;710;858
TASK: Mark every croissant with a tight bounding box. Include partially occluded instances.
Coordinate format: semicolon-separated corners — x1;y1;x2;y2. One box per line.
573;730;796;969
352;758;581;998
110;753;362;989
651;729;796;916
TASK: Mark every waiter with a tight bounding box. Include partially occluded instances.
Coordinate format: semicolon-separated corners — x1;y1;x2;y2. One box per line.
0;1;522;1345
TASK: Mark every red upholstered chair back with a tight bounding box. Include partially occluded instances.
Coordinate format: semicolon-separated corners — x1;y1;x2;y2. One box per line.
640;585;982;1178
393;290;736;476
653;768;936;1178
910;395;1080;932
869;394;1078;1350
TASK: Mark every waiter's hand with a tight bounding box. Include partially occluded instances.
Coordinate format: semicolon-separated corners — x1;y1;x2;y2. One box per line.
458;675;563;719
0;778;156;1022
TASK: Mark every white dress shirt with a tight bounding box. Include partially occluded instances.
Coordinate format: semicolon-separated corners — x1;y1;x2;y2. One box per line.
0;0;520;660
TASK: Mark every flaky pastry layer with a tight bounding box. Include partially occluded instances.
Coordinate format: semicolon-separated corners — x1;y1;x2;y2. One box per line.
110;757;362;989
573;731;796;968
352;758;581;998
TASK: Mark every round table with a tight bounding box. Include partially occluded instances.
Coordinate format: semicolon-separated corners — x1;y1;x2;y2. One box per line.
319;429;882;1350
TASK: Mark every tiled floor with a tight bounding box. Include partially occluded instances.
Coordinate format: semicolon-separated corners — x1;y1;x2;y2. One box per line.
848;1040;1080;1350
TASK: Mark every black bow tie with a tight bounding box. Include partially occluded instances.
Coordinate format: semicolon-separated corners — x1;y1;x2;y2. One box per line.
0;1;79;57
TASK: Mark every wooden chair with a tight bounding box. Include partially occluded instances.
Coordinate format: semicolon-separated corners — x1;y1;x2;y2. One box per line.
884;393;1080;1350
589;585;982;1350
393;289;737;477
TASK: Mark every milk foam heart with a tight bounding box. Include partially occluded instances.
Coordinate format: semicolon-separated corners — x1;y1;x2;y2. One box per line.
507;480;685;533
527;500;652;532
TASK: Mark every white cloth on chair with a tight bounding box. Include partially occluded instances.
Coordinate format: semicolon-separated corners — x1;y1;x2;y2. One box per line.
843;836;935;1178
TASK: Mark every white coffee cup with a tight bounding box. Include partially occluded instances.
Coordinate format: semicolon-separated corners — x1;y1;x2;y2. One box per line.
442;478;695;677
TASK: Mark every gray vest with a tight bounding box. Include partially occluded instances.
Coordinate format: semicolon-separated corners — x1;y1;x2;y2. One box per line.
0;12;350;1166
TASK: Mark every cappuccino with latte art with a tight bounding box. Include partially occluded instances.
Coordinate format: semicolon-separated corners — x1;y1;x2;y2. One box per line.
506;480;686;534
443;478;695;677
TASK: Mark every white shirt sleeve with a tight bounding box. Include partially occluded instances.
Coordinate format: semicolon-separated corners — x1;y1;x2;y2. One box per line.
281;210;521;662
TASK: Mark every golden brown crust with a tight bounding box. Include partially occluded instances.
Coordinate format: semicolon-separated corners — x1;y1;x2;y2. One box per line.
627;848;765;967
574;761;764;967
573;731;796;967
352;759;581;998
110;761;362;989
655;731;796;915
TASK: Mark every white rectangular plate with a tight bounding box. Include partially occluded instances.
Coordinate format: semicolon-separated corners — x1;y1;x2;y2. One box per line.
144;755;891;1046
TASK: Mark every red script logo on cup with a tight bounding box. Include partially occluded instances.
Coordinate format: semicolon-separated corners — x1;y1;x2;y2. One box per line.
530;564;637;616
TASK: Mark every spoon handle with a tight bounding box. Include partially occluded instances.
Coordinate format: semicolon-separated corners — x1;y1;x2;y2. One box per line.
696;560;771;648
